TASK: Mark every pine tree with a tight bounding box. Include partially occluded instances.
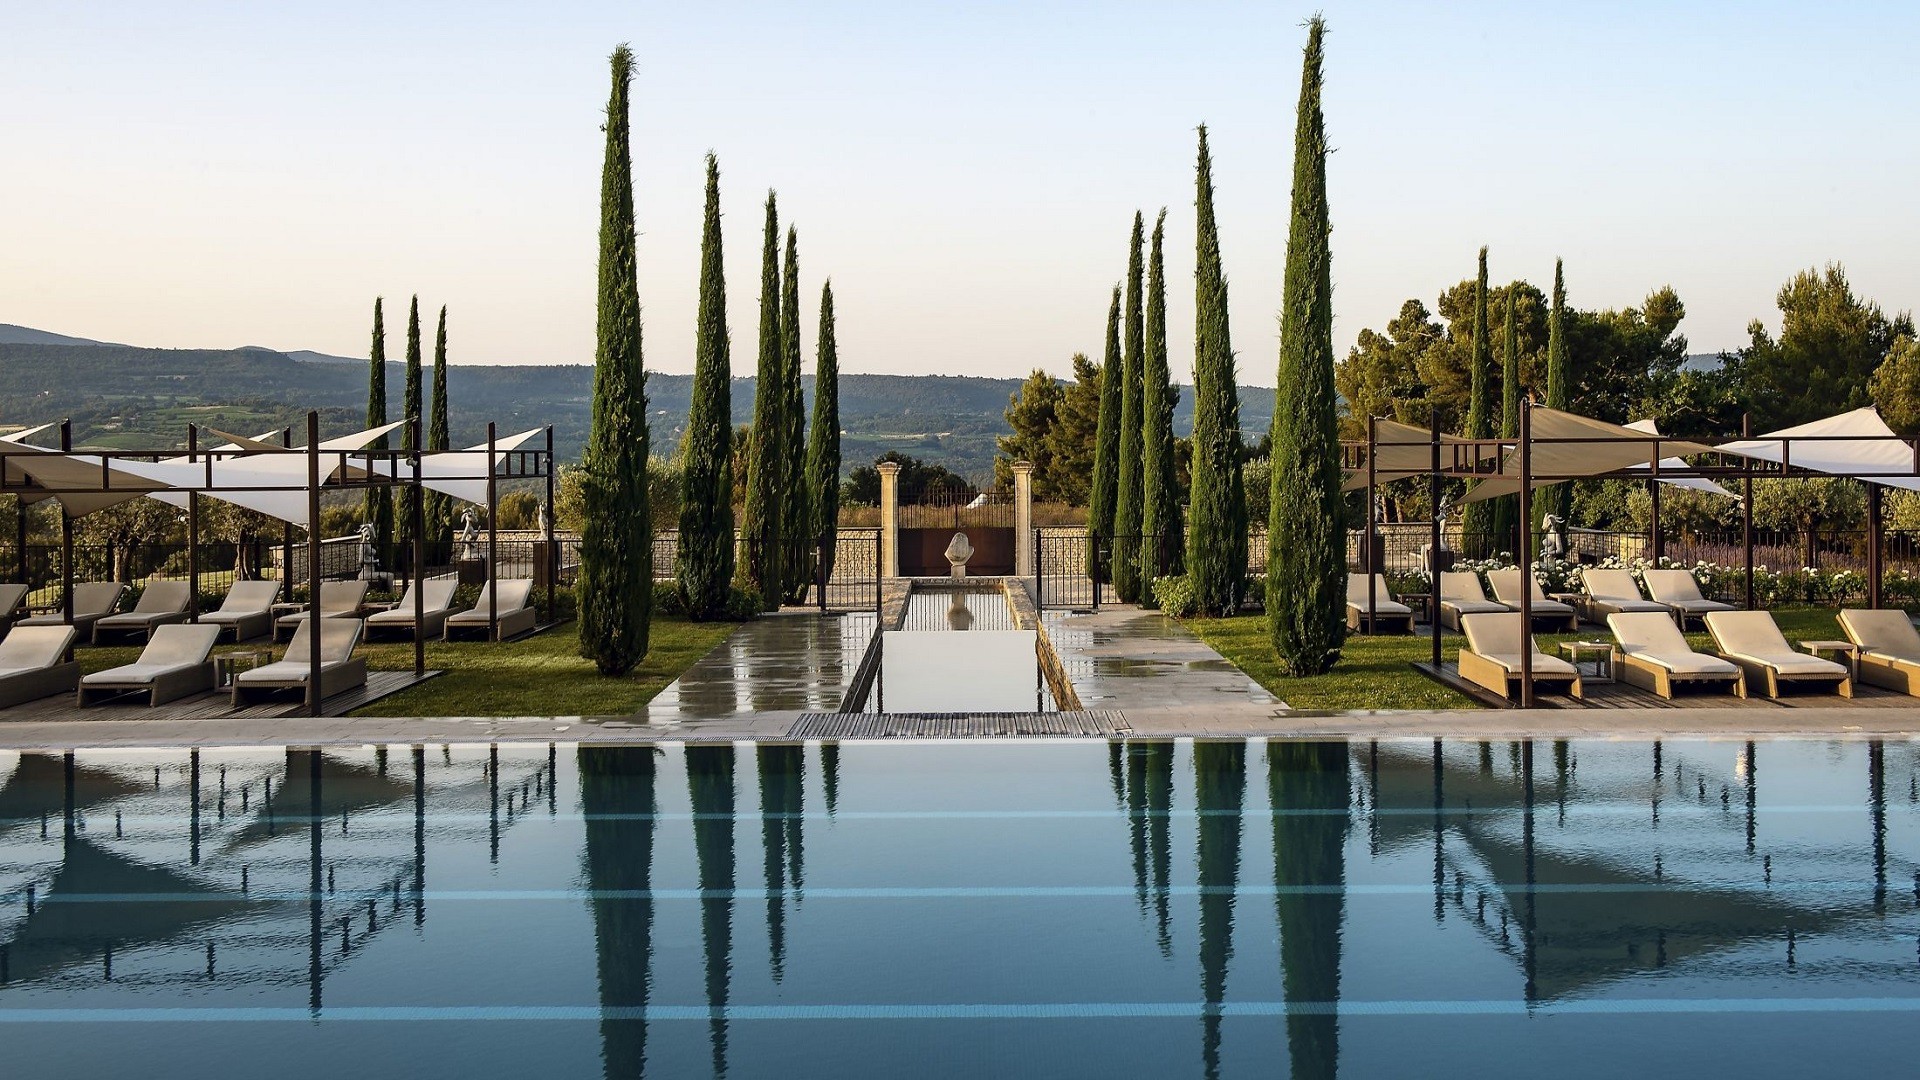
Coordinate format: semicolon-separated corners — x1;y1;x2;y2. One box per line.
1268;16;1344;675
1537;259;1570;530
677;152;735;619
1114;211;1147;602
779;226;811;602
1139;208;1182;602
1458;247;1499;554
576;43;652;674
363;297;393;563
1187;125;1247;616
1486;290;1522;552
805;281;841;583
743;192;784;609
1087;286;1122;580
426;306;452;559
396;295;423;560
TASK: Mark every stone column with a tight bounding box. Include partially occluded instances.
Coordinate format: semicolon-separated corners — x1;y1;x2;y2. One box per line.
1012;460;1034;577
878;461;901;579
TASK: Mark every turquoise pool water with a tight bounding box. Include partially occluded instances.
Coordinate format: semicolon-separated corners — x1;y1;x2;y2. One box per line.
3;739;1920;1077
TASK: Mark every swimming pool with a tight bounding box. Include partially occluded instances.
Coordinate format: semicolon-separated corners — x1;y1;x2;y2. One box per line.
3;738;1919;1077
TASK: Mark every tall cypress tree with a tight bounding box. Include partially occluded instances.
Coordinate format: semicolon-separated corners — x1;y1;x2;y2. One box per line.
677;152;735;619
577;43;651;674
779;226;811;602
1087;286;1123;580
397;295;424;560
742;192;784;609
1487;291;1522;552
1187;125;1247;617
1139;208;1182;602
363;297;393;561
1269;16;1344;676
1114;212;1147;602
1537;259;1570;531
1458;247;1498;554
805;281;841;585
426;305;452;558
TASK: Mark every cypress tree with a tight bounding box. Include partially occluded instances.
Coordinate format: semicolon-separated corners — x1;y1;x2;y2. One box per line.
426;306;451;559
1536;259;1570;531
1087;286;1123;580
1268;16;1344;676
576;43;652;674
363;297;393;560
1139;208;1182;602
1458;248;1498;554
677;152;735;619
1187;125;1247;617
779;226;810;602
742;192;784;609
1487;291;1522;552
1114;212;1147;602
806;281;841;584
397;295;423;560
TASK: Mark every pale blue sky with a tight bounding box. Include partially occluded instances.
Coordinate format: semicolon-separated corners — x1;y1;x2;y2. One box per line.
3;1;1916;383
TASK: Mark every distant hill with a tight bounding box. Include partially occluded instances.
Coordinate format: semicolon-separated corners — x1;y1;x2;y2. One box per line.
0;323;121;348
0;327;1277;482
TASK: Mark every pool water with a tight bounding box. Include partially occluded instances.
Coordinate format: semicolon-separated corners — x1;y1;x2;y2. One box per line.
4;739;1920;1078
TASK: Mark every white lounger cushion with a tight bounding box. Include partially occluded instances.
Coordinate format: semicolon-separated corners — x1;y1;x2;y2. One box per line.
1459;613;1578;676
0;583;27;618
204;580;281;620
1345;574;1411;615
21;582;124;623
238;620;362;684
0;625;77;676
83;625;220;685
1643;570;1734;611
1838;609;1920;666
96;581;192;624
1705;611;1849;677
1485;570;1575;615
1607;612;1738;676
1581;570;1667;611
367;579;461;624
448;579;534;621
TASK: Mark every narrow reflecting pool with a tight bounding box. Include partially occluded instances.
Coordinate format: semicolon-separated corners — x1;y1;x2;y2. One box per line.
3;739;1920;1077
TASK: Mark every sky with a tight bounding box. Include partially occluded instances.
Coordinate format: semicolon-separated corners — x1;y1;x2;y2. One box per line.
4;1;1919;385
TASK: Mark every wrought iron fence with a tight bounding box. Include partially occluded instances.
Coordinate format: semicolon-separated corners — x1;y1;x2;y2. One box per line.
898;485;1013;529
648;528;881;613
2;542;256;610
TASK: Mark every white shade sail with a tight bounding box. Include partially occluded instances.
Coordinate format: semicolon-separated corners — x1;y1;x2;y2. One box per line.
1461;408;1715;503
1717;407;1920;490
1623;419;1734;498
1341;418;1487;492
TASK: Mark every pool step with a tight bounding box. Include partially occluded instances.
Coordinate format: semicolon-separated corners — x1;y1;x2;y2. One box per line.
788;710;1130;738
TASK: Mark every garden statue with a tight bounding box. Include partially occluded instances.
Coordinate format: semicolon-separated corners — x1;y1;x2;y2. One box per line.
1542;513;1568;560
945;531;973;579
538;499;551;535
458;508;480;562
357;522;379;579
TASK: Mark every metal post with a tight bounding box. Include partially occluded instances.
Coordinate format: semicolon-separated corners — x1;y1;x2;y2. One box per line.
1033;528;1043;611
1430;412;1443;671
187;425;200;622
1366;414;1379;634
817;531;828;613
1868;482;1884;609
486;423;498;641
59;420;72;630
543;426;556;622
306;412;323;717
282;427;294;596
1648;475;1663;563
1741;414;1755;610
14;492;25;588
412;416;426;677
1518;403;1534;709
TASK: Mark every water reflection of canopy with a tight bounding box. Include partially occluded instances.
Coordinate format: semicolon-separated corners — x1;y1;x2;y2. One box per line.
1362;745;1849;1001
0;753;146;823
224;751;415;849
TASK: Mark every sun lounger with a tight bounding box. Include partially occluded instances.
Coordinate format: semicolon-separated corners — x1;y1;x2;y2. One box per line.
274;580;371;641
444;579;537;641
200;580;282;642
1485;569;1579;632
78;624;220;707
1458;612;1583;703
233;619;367;707
18;582;126;640
1838;609;1920;696
1606;611;1744;699
91;580;193;644
1578;569;1668;624
365;578;461;640
1704;610;1851;699
1438;572;1507;632
1642;569;1735;629
0;583;27;632
1345;574;1414;634
0;625;81;708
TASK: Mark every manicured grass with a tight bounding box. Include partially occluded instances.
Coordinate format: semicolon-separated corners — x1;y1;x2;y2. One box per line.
73;617;738;718
1186;607;1854;712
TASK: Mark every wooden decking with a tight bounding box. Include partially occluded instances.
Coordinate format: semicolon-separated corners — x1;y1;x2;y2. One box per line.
0;669;442;723
1414;661;1919;710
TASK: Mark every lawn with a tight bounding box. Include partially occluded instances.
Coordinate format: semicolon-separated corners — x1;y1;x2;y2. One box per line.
1185;607;1852;712
71;617;738;718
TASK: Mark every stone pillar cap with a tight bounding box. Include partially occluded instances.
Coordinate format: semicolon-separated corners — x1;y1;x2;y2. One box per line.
877;461;902;473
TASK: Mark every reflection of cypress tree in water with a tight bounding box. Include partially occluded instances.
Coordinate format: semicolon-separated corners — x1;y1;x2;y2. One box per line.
1193;741;1244;1080
1123;743;1176;952
821;743;840;818
687;745;736;1078
580;747;657;1080
1270;740;1348;1080
757;745;805;982
1125;745;1149;916
1109;742;1125;805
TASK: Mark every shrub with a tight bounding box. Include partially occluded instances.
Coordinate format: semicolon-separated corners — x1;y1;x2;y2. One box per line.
1152;574;1196;618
